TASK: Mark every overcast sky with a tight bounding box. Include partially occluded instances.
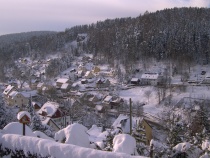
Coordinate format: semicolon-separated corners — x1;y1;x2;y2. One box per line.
0;0;210;36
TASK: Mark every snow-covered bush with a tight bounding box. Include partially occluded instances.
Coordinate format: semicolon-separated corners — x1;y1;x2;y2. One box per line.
113;134;136;155
55;123;90;148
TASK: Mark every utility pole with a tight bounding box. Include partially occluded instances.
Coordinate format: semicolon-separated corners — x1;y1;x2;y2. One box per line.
129;98;132;135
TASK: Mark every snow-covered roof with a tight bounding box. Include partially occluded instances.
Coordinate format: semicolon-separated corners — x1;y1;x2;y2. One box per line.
17;111;31;120
56;78;69;84
85;71;92;76
104;95;112;102
131;78;139;82
32;101;42;108
141;73;159;80
38;101;60;117
61;83;69;89
3;85;15;95
21;90;37;98
72;83;79;87
95;105;103;111
8;91;19;98
112;114;143;134
37;82;44;88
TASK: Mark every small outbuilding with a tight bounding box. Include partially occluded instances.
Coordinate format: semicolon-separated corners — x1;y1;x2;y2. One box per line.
130;78;140;85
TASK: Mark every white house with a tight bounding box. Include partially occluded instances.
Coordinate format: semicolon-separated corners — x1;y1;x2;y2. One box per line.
141;73;160;86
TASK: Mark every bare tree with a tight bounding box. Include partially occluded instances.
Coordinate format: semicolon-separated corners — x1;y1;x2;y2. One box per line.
144;90;152;103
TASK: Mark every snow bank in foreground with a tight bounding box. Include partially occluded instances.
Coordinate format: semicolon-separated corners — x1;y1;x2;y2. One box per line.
1;122;35;137
54;123;90;148
113;134;136;155
0;133;147;158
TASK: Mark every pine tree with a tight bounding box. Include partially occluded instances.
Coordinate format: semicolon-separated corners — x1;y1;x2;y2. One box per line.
0;101;7;129
26;95;34;117
30;113;44;132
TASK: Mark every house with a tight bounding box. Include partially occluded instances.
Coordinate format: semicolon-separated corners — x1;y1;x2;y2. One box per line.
37;101;64;131
133;118;153;145
130;78;140;85
81;79;88;84
41;117;60;132
88;95;102;107
69;72;77;81
96;78;110;88
37;82;44;90
95;105;105;113
71;83;79;90
103;95;123;109
3;85;17;98
202;73;210;84
103;95;113;105
31;79;40;89
92;66;100;73
60;83;71;93
110;98;124;108
7;91;28;107
56;78;69;88
78;65;87;72
112;114;153;145
141;73;160;86
32;102;42;111
84;71;94;79
77;70;86;78
21;90;38;100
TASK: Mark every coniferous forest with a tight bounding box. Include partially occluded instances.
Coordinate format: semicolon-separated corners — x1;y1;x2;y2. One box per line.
0;7;210;80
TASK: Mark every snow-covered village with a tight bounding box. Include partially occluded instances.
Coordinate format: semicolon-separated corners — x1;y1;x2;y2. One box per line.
1;2;210;158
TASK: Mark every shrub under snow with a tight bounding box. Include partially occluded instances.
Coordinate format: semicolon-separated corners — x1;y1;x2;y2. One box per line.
54;123;90;148
113;134;136;155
